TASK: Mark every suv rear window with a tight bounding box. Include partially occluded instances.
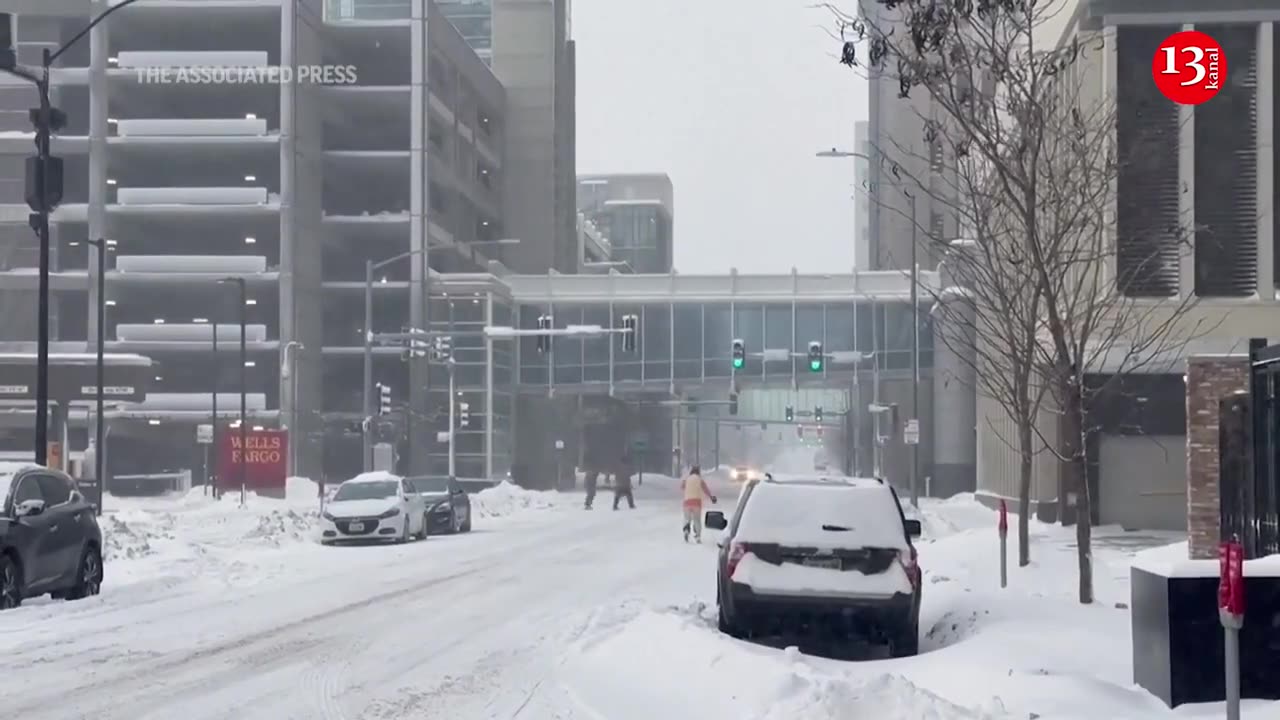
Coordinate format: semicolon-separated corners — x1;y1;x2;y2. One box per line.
735;482;909;550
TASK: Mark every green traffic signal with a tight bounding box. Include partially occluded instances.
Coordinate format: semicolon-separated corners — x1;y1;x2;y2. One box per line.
809;359;822;372
732;357;744;369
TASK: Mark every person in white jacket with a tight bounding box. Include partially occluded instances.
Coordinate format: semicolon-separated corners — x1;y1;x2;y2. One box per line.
681;466;717;542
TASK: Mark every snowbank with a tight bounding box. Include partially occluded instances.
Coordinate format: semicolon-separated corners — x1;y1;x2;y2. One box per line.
98;477;325;584
561;490;1280;719
470;481;563;518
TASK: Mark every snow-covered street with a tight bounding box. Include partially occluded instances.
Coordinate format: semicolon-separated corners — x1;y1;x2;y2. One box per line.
2;474;1278;719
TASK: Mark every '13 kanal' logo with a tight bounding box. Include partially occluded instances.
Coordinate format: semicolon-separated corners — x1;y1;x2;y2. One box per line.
1153;30;1227;105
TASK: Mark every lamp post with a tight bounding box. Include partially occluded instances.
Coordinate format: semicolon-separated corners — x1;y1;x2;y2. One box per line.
218;277;248;507
0;0;145;466
211;319;219;498
816;148;921;506
361;238;520;471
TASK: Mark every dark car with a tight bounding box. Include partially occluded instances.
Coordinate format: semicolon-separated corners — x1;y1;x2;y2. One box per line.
407;476;473;534
704;475;922;656
0;463;104;609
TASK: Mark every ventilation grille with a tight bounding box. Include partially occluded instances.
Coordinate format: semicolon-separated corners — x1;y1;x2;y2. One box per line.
1116;26;1183;297
1195;24;1258;298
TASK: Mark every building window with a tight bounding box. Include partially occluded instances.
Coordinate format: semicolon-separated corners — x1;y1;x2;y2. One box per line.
929;140;944;173
929;210;944;241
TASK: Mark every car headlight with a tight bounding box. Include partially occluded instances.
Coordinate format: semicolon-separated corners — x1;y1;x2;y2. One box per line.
432;502;451;513
378;507;401;519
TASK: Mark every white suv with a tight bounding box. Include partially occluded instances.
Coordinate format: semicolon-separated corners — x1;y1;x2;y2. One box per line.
704;476;923;656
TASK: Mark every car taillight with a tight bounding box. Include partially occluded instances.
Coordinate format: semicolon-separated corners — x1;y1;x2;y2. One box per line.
727;542;750;578
898;546;920;586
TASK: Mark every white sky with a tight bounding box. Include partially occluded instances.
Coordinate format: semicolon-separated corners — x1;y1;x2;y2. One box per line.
573;0;869;274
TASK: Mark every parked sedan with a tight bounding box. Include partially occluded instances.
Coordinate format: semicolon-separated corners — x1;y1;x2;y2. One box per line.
319;473;427;544
407;476;473;534
0;463;104;609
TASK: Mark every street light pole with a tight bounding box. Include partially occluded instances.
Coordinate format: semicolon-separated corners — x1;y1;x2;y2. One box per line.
219;277;248;507
448;358;456;478
909;192;920;508
211;320;219;498
281;341;303;477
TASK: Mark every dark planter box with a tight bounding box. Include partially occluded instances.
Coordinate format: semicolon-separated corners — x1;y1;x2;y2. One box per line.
1132;567;1280;707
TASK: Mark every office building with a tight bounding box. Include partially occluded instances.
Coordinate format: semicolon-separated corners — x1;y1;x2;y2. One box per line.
576;173;674;274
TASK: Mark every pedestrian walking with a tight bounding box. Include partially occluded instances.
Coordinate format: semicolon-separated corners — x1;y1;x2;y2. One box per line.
681;465;717;542
613;453;635;510
584;468;598;509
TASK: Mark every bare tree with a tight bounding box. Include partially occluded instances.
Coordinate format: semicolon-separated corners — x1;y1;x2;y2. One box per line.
833;0;1204;603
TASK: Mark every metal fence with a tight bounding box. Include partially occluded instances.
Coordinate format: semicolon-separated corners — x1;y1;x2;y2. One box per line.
1220;338;1280;558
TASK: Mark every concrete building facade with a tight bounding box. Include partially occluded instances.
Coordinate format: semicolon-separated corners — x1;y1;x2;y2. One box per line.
973;0;1280;532
0;0;524;483
576;173;674;274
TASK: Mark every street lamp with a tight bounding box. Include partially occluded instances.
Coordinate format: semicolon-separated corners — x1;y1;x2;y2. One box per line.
0;1;145;466
218;276;248;507
83;238;107;513
817;147;920;506
361;238;519;471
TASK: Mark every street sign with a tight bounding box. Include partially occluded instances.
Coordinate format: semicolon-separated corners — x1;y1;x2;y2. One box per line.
217;429;288;493
196;424;213;444
905;419;920;445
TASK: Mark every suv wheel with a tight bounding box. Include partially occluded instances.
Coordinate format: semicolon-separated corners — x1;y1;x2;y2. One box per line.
888;622;919;657
67;546;103;600
716;588;743;638
0;555;21;609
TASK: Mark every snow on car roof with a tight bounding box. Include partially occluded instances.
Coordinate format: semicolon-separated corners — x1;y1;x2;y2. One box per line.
344;471;402;484
737;480;909;551
0;462;36;504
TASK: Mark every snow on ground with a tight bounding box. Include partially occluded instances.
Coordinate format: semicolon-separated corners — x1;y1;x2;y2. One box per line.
96;477;567;587
5;469;1280;719
556;490;1280;720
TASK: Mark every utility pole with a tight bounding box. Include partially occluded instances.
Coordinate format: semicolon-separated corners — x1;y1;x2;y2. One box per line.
909;192;920;508
362;259;374;471
85;237;106;513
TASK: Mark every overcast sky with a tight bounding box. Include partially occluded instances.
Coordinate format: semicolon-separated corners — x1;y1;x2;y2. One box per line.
573;0;868;274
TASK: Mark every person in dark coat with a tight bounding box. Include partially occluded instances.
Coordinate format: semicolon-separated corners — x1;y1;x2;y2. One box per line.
613;453;636;510
584;467;598;509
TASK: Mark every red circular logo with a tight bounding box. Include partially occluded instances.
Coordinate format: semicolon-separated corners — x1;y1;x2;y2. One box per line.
1153;30;1227;105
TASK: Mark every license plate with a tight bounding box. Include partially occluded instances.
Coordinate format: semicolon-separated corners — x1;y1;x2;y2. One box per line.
802;557;841;569
347;522;364;532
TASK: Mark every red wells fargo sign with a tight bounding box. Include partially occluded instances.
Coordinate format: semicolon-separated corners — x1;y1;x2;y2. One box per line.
217;428;288;492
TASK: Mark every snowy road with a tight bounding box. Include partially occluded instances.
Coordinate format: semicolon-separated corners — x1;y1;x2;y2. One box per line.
0;481;713;720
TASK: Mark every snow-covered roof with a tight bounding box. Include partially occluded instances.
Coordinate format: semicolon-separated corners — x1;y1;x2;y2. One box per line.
345;471;402;484
0;461;37;477
736;480;909;551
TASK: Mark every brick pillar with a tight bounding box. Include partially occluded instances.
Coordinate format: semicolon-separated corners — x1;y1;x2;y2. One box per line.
1185;355;1249;559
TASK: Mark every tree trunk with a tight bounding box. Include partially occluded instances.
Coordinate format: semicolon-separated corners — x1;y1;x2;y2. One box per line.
1017;418;1033;567
1060;373;1093;604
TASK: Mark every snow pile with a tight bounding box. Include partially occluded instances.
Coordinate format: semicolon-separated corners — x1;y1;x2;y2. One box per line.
560;492;1280;719
561;605;1017;719
98;478;324;586
470;481;562;518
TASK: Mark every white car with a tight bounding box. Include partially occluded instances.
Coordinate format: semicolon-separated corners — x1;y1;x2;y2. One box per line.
319;472;428;544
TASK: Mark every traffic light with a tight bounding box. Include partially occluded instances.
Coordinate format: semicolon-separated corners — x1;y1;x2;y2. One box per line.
403;328;429;361
731;338;745;370
622;314;638;352
458;402;471;428
784;405;794;422
26;106;67;213
729;393;739;415
807;341;824;372
432;334;453;362
377;383;392;416
536;315;551;353
814;406;823;423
